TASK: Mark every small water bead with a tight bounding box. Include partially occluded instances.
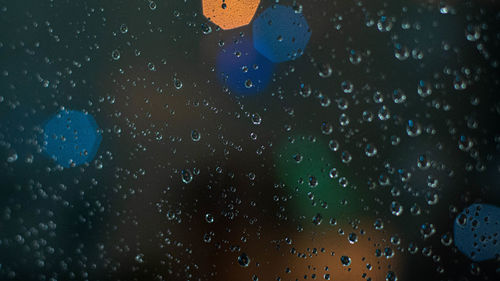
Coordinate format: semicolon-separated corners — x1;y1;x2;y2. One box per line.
465;24;481;42
341;80;354;93
148;62;156;71
411;48;424;60
135;254;144;263
420;223;436;239
378;105;391;121
308;175;319;187
398;168;411;182
390;201;404;216
392;89;406;104
318;63;332;78
377;16;393;32
338;177;348;187
292;2;303;13
111;49;120;60
336;98;349;110
374;218;384;230
191;130;201;142
306;213;322;227
456;213;467;226
373;91;384;103
181;169;193;184
417;80;432;97
341;150;352;163
365;143;377;157
120;24;128;34
441;232;453;246
362;111;374;122
470;263;481;276
453;75;467;90
244;79;253;89
251;113;262;125
319;94;331;107
348;233;358;244
394;44;409;61
193;167;201;175
410;203;422;216
340;255;351;266
384;247;394;258
329;168;339;179
250;132;257;141
329;139;339;151
94;159;103;169
205;213;214;223
292;153;303;163
201;23;212;34
349;49;362;65
417;154;430;170
238;253;250;267
339;113;350;126
321;122;333;135
427;175;438;188
390;135;401;146
386;271;397;281
378;173;390;186
406;243;418;255
406;120;422;137
149;1;157;10
299;83;312;98
458;135;473;151
203;233;212;243
440;3;450;14
173;77;182;89
390;235;401;245
7;152;18;163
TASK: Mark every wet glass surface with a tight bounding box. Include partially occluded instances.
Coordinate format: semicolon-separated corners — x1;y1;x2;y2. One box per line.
1;0;500;280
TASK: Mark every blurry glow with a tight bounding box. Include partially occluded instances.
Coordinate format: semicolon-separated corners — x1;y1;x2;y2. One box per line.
42;110;102;168
454;203;500;262
275;135;359;222
202;0;260;30
215;221;406;281
216;37;274;96
253;5;311;62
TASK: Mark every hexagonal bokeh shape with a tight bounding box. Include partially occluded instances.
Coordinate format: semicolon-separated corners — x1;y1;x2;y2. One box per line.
454;203;500;262
43;110;102;168
253;4;311;62
216;37;274;95
202;0;260;30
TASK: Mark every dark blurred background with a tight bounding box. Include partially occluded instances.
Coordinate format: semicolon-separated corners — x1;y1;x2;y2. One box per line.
1;0;500;280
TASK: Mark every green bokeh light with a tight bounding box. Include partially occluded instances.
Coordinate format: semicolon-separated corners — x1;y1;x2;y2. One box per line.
275;134;361;224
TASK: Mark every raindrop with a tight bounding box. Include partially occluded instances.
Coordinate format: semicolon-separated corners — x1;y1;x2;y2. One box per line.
340;255;351;266
120;24;128;34
111;49;120;60
390;201;403;216
181;169;193;184
321;122;333;135
205;213;214;223
238;253;250;267
191;130;201;142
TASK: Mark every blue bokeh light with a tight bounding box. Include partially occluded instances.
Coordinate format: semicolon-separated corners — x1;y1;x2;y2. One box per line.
453;203;500;262
252;5;311;63
216;37;274;96
42;110;102;168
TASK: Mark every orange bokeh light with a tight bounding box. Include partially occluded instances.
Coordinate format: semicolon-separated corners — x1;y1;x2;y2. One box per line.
202;0;260;30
